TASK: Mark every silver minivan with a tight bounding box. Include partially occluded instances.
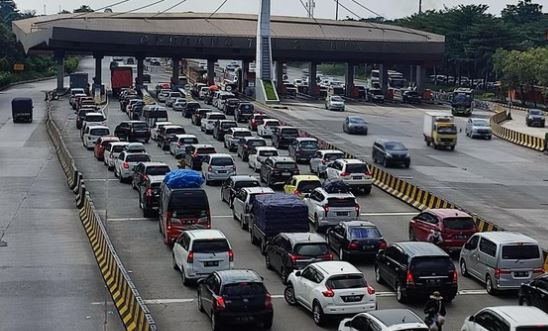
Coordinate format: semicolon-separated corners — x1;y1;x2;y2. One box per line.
459;232;544;295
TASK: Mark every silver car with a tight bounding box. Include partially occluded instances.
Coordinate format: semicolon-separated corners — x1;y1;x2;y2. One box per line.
325;95;345;111
169;134;198;159
232;187;275;230
114;151;151;183
304;188;359;229
201;153;236;185
309;150;345;178
465;118;492;139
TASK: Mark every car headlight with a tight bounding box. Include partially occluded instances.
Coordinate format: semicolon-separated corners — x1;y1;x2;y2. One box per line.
404;153;410;158
385;152;392;158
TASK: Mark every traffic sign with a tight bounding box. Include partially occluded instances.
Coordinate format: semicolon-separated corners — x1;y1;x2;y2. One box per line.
13;63;24;71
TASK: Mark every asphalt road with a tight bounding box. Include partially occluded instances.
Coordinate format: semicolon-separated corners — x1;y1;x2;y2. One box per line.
49;58;516;331
0;76;123;330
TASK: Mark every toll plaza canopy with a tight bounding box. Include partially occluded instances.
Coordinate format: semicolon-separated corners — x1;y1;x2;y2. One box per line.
13;12;444;64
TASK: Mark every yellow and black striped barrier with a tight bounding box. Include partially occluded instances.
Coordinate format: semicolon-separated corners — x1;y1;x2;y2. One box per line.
490;104;546;152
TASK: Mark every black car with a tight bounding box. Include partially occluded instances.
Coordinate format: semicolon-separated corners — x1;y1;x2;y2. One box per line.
265;232;331;283
271;126;299;149
519;274;548;313
375;241;458;303
288;137;319;163
11;98;33;123
197;270;273;330
183;144;216;170
260;156;300;188
223;98;240;116
213;120;238;141
220;175;261;207
114;121;151;143
192;108;213;126
142;73;151;83
237;137;267;161
366;88;384;103
343;116;368;135
326;221;386;261
234;103;254;123
76;107;97;129
131;162;171;190
157;125;186;150
138;175;164;217
372;140;410;168
402;90;422;104
183;101;201;118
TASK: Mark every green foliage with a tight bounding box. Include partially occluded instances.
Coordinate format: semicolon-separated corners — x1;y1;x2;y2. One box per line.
64;56;80;74
317;63;344;76
262;80;278;101
493;47;548;88
73;5;94;13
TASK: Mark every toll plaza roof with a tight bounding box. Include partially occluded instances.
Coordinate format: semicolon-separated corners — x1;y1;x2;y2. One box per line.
13;12;444;64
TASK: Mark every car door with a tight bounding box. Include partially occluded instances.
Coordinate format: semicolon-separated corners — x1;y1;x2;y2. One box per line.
232;190;246;220
201;155;210;175
221;178;231;202
284;178;297;194
477;238;496;279
305;191;318;219
416;212;438;241
380;247;401;288
331;224;346;251
201;274;219;317
463;235;480;278
173;232;189;267
532;277;548;312
115;152;125;172
294;266;317;306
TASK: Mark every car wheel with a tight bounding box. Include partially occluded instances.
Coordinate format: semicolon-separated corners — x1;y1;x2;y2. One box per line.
250;228;258;245
119;173;123;183
240;216;247;230
172;253;178;270
284;284;297;306
486;275;497;295
312;301;325;326
131;180;136;190
221;190;226;202
262;317;273;330
382;157;389;168
280;267;289;285
460;259;469;277
519;296;531;306
260;239;267;255
142;208;152;218
375;265;383;284
211;312;220;331
395;282;407;303
408;228;416;241
339;247;346;261
265;253;273;270
232;209;237;220
181;267;191;286
197;291;205;313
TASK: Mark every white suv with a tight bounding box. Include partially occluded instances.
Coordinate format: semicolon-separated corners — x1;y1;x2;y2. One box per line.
104;142;129;169
339;309;428;331
248;146;279;172
150;121;172;140
201;112;226;134
461;306;548;331
284;261;376;326
172;229;234;286
82;125;110;149
304;187;359;230
232;187;275;230
201;153;236;185
326;159;373;194
257;119;281;137
114;151;151;183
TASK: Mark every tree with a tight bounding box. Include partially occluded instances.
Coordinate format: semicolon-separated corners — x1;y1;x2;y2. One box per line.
501;0;543;24
73;5;93;13
58;9;71;14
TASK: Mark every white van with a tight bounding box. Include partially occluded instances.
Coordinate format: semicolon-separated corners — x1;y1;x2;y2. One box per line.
82;125;110;149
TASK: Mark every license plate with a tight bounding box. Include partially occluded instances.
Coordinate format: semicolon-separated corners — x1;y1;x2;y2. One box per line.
426;279;440;285
218;170;227;173
204;261;219;267
352;176;362;180
343;295;362;302
362;245;375;250
282;172;291;176
514;271;528;277
455;235;467;240
337;212;349;216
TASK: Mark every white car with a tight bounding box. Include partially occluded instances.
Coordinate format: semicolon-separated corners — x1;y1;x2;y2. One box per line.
248;146;279;172
257;119;280;137
114;151;151;183
156;89;172;102
223;127;252;152
198;86;210;99
461;306;548;331
150;121;172;140
285;261;376;326
201;153;236;185
172;229;234;286
201;112;226;134
165;92;183;107
80;112;107;138
232;187;275;230
82;125;110;149
339;309;429;331
169;134;198;159
326;159;373;194
325;95;345;111
69;89;86;107
104;142;129;170
172;98;187;112
304;187;359;229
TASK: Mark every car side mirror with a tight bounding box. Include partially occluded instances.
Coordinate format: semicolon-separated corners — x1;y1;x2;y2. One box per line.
468;315;474;322
295;271;301;277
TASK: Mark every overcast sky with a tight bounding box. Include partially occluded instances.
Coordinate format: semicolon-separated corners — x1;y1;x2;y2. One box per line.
16;0;548;19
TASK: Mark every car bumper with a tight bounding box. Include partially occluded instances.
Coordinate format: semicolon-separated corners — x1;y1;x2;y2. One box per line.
347;127;368;134
386;156;410;165
207;171;236;181
119;169;133;178
317;216;359;227
341;179;373;187
322;302;376;315
217;311;273;325
405;285;458;299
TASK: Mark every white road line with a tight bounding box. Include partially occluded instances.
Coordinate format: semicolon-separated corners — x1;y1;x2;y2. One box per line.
144;298;194;304
362;212;417;217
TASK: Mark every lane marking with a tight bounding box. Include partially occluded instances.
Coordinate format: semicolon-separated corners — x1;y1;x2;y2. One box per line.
362;212;417;217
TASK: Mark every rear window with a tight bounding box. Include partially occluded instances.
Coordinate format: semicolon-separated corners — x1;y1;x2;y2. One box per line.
191;239;229;253
442;217;476;230
248;140;266;148
411;257;452;273
180;138;198;144
345;163;368;173
233;131;252;138
170;191;208;213
222;282;266;296
239;104;254;113
90;128;109;136
275;162;297;169
227;100;239;105
210;157;234;166
293;243;329;256
299;141;319;149
297;180;321;193
259;150;278;157
327;197;356;207
197;147;216;155
502;245;540;260
133;123;148;130
348;227;381;239
281;128;299;135
126;154;150;162
146;166;170;176
86;115;104;122
221;122;238;128
148;111;168;118
234;180;260;189
325;153;344;161
112;145;126;153
208;114;226;120
166;128;186;134
265;121;279;127
326;274;366;289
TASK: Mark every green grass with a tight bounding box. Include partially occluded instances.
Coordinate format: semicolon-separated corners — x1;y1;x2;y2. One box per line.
262;80;278;101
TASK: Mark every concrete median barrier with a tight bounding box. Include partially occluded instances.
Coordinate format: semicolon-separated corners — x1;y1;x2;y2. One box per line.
489;104;546;152
45;102;157;331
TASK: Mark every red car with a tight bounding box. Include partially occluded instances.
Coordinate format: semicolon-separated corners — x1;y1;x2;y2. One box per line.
409;208;477;252
248;113;269;131
94;136;120;161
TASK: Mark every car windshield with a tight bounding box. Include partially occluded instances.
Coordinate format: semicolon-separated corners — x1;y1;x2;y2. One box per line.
325;153;344;161
222;282;266;296
296;180;321;193
259;150;278;157
166;128;186;134
210;157;234;166
196;148;216;155
180;138;198;144
299;141;318;149
146;166;170;176
328;197;356;207
126;154;150;162
265;121;279;127
437;126;457;134
240;104;254;113
275;162;297;169
86;115;104;122
89;128;109;136
385;142;407;151
472;120;489;127
349;227;381;239
234;180;260;189
442;217;476;230
132;123;148;130
345;164;367;173
529;110;543;116
326;274;366;289
192;239;229;253
406;91;420;97
349;117;366;124
331;96;344;102
208;114;226;120
502;245;540;260
227;100;239;105
411;257;452;273
148;111;168;118
371;89;383;95
293;243;329;256
233;131;252;138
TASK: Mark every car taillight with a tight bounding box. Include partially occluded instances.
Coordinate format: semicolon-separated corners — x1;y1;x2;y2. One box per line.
214;296;225;311
406;271;415;285
228;249;234;262
452;270;458;284
321;159;326;164
378;240;387;249
145;188;153;198
367;285;375;295
494;268;511;279
340;172;350;177
122;162;129;169
187;251;193;263
355;204;360;215
264;293;272;309
322;288;335;297
293;190;301;196
320;253;333;261
347;240;360;250
208;165;212;172
533;267;544;274
323;205;330;216
289;254;301;264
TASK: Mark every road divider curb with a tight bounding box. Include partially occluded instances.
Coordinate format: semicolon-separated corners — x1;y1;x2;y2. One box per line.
489;104;545;152
45;100;157;331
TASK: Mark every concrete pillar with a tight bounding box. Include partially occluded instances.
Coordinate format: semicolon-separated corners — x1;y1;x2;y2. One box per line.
241;60;250;93
207;59;215;86
136;56;144;85
308;62;318;97
171;58;180;86
345;63;355;98
379;64;388;94
416;64;426;93
409;65;415;85
93;53;103;86
54;50;65;91
275;61;284;90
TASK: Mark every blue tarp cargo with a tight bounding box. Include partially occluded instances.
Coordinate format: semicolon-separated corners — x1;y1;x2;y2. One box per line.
163;169;204;189
252;193;309;237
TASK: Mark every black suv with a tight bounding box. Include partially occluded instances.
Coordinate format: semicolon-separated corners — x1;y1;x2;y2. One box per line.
271;126;299;149
265;232;331;283
375;241;458;303
220;175;260;207
114;121;150;143
138;175;164;217
237;137;267;161
131;162;171;190
192;108;212;126
326;221;386;261
157;125;186;150
223;98;240;116
519;274;548;313
183;101;201;118
197;269;273;330
234;102;254;123
372;140;410;168
288;137;319;163
213;120;238;141
260;156;300;188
